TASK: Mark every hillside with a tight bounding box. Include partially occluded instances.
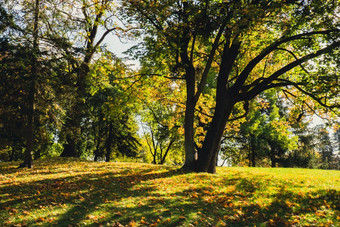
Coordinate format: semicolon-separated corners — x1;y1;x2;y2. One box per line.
1;158;339;226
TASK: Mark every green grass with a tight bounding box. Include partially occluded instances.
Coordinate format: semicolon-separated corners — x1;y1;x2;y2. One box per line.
1;158;339;226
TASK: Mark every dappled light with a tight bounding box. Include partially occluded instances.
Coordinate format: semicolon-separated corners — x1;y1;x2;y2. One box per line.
1;158;339;226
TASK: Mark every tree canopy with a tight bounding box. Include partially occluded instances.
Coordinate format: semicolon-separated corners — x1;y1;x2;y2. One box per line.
0;0;339;172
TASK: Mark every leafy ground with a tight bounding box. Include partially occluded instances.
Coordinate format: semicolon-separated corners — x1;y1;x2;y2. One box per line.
0;158;339;226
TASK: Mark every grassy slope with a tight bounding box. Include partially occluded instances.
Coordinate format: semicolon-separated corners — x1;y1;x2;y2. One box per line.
0;158;339;226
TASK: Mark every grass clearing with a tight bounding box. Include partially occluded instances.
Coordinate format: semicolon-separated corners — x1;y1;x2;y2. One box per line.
1;158;339;226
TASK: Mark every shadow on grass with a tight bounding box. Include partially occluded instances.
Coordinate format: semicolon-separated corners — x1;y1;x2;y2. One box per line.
0;161;339;226
0;163;190;226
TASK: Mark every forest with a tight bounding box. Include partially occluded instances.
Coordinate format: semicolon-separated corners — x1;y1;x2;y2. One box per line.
1;0;340;173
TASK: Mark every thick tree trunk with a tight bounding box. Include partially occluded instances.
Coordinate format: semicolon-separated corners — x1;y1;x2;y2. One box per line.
182;98;196;169
195;40;240;173
197;99;235;173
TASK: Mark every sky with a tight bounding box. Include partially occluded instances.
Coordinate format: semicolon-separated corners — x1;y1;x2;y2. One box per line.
100;28;141;70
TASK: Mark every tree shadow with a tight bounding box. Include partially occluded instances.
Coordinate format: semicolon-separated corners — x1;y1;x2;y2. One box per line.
1;162;339;226
0;165;188;226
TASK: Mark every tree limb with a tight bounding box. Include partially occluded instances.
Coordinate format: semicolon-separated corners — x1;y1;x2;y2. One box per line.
241;41;340;103
233;29;340;91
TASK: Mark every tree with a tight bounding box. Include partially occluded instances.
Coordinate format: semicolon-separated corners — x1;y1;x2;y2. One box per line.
1;0;46;167
222;90;297;167
53;0;127;157
87;54;141;162
140;102;180;165
124;0;340;173
315;126;335;169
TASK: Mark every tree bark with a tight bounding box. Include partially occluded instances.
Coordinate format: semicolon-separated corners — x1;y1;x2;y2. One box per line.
180;26;197;170
195;40;240;173
250;139;256;167
182;67;197;170
196;98;235;173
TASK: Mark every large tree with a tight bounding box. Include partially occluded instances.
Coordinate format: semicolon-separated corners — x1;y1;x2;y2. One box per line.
1;0;61;167
52;0;126;157
124;0;340;173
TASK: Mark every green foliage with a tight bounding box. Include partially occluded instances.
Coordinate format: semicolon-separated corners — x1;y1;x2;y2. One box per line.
86;54;141;161
221;90;298;167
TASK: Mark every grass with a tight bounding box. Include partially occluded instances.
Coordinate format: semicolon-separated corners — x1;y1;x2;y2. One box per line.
0;158;339;226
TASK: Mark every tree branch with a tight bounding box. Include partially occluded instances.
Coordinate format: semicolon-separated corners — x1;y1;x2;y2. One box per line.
240;41;340;102
227;101;249;122
194;13;230;104
276;47;310;75
232;29;340;91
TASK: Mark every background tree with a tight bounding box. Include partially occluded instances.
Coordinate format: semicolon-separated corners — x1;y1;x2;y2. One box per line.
52;0;126;157
0;0;139;164
0;0;65;166
86;53;140;162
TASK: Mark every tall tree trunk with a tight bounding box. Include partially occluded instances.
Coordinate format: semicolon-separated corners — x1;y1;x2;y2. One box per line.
182;68;196;170
22;0;40;168
251;146;256;167
196;40;240;173
160;140;174;164
24;80;35;168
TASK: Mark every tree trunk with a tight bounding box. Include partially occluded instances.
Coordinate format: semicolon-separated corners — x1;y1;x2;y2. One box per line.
271;150;276;167
160;140;174;164
251;147;256;167
22;0;40;168
197;99;235;173
250;140;256;167
24;82;35;168
93;139;101;161
182;65;197;170
183;97;196;169
60;61;89;157
105;123;113;162
60;114;81;157
195;40;240;173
